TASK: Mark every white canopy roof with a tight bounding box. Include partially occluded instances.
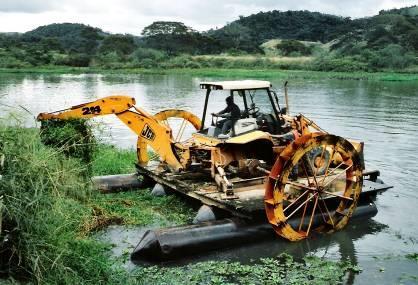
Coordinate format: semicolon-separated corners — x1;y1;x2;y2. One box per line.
200;80;271;90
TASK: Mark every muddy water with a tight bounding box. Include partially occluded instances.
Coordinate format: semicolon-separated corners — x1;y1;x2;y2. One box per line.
1;73;418;283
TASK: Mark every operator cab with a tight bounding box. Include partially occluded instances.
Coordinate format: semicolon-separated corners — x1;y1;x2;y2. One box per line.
198;80;288;138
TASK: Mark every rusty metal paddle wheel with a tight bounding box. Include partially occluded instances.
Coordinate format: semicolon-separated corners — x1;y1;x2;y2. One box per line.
265;133;363;241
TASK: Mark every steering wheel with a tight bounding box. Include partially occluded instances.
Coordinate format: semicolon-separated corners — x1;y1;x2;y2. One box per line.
247;105;260;117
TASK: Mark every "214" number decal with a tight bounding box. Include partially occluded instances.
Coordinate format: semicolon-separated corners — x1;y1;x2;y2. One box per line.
82;106;101;115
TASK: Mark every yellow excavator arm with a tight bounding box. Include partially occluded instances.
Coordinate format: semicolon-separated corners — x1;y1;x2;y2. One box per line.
37;96;137;120
37;95;187;172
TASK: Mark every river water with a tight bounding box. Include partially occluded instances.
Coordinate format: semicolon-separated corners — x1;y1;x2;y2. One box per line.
1;73;417;284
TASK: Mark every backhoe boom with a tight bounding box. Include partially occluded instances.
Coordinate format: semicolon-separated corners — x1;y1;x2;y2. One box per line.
37;95;186;171
37;96;137;120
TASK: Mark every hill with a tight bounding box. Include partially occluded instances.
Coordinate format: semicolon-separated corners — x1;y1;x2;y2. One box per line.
379;5;418;16
0;6;417;71
210;6;418;53
205;6;417;70
210;10;350;44
333;7;418;50
22;23;106;54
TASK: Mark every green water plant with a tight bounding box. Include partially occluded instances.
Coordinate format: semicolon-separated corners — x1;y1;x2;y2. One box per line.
133;253;360;284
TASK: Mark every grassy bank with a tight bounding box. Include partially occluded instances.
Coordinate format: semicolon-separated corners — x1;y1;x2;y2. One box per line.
0;125;192;283
92;144;136;176
0;126;110;283
1;66;418;81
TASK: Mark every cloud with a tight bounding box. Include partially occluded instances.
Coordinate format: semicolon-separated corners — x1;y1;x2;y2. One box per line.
0;0;416;33
0;0;57;13
116;0;418;29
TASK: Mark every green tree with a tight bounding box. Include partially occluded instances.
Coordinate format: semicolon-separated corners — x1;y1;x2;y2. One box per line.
66;53;91;67
141;21;195;36
141;21;222;55
367;25;397;48
276;40;312;56
208;22;259;53
99;34;136;55
405;30;418;51
369;44;415;69
38;37;63;51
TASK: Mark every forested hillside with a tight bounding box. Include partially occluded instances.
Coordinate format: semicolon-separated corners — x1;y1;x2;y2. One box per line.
209;11;351;46
0;6;417;71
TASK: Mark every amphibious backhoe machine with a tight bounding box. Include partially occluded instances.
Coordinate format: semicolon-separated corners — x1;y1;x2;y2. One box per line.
37;80;390;241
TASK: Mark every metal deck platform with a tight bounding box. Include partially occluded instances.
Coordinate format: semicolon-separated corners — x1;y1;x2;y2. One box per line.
136;163;392;219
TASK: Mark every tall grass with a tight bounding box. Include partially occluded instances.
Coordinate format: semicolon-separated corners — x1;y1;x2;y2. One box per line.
92;145;136;176
0;123;194;283
0;126;116;283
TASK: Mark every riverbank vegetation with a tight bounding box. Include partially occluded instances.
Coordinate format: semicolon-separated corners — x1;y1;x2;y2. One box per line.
0;122;192;283
1;66;417;82
0;6;417;74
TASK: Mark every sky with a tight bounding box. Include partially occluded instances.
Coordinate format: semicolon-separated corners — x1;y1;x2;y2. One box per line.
0;0;417;34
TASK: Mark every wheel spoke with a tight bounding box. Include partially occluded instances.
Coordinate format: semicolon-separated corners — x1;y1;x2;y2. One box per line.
322;190;353;201
322;160;345;183
175;119;187;142
317;200;328;223
283;189;310;211
163;119;171;130
328;161;344;176
320;147;335;184
300;158;312;186
323;164;353;189
298;196;310;231
304;154;319;188
286;181;316;191
320;197;335;227
306;193;319;236
180;119;187;141
285;193;315;220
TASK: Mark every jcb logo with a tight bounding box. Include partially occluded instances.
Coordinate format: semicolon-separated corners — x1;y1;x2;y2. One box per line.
141;124;155;141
